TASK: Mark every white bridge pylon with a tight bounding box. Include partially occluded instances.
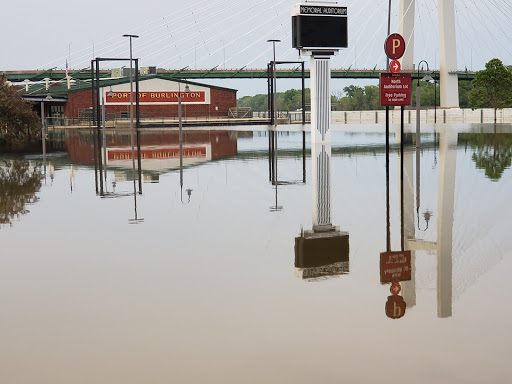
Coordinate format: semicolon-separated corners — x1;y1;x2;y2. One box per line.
399;0;460;108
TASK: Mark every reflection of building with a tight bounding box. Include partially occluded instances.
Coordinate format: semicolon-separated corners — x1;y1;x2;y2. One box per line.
65;130;238;174
295;142;349;280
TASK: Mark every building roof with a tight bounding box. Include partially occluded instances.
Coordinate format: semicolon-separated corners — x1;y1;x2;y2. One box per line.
19;74;237;99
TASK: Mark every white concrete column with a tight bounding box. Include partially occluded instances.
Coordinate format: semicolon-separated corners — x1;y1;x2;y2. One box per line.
399;0;415;71
439;0;460;108
311;143;332;232
310;56;331;143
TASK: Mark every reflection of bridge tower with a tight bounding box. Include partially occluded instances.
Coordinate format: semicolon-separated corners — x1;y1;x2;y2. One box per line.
295;143;349;280
399;0;459;108
398;127;458;318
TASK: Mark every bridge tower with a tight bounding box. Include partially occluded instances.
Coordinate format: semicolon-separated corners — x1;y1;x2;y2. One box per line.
399;0;460;108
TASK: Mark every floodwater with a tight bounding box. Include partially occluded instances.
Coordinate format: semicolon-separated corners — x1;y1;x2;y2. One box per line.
1;123;511;384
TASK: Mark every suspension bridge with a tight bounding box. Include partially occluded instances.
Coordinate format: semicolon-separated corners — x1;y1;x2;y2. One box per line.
4;0;512;103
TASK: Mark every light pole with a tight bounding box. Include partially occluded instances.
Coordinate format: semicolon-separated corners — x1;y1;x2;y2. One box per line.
416;60;433;148
267;39;280;126
40;93;52;178
122;33;139;176
433;71;437;123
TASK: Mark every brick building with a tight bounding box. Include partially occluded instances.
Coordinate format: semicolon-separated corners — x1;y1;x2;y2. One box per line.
23;75;237;123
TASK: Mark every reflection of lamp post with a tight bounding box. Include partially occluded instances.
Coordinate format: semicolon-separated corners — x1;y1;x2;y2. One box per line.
417;208;432;231
122;33;139;179
267;39;280;126
416;60;433;148
269;182;283;212
181;188;193;204
179;82;191;192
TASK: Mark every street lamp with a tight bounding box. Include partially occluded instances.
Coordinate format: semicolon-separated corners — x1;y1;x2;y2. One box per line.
122;33;139;177
416;60;433;148
433;71;438;123
40;94;52;177
267;39;280;126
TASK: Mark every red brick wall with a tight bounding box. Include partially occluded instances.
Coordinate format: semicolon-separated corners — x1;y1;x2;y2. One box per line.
64;87;236;120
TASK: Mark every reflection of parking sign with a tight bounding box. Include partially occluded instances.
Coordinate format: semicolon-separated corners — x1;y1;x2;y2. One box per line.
215;106;218;111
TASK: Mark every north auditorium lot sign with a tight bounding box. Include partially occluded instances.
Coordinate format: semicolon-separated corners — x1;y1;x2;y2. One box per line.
380;73;412;106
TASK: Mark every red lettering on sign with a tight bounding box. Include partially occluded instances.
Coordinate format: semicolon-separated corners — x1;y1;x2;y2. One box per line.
108;146;207;161
106;91;206;103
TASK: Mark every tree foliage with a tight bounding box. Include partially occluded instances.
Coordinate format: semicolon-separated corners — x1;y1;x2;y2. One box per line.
468;58;512;122
237;78;476;112
0;76;41;147
0;160;42;227
238;89;311;112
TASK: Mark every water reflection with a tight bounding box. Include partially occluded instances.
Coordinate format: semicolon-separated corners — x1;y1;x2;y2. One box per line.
385;126;458;319
2;126;512;382
268;130;307;212
66;129;238;175
463;131;512;181
294;141;350;280
0;160;42;227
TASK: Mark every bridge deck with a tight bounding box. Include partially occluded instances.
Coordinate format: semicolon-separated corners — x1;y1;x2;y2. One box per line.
5;68;476;82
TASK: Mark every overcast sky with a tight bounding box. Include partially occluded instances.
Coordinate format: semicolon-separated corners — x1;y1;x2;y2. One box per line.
2;0;511;96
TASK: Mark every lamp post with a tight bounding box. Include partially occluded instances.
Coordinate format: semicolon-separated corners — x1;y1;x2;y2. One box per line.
179;82;190;192
267;39;280;126
433;71;437;123
40;93;52;177
416;60;433;148
122;33;139;177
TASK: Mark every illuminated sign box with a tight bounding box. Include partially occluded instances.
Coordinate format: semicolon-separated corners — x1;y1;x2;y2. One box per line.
292;3;348;50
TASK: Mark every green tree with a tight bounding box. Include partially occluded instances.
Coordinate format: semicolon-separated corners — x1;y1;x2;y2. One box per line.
468;58;512;123
342;85;365;110
0;76;41;148
237;89;310;112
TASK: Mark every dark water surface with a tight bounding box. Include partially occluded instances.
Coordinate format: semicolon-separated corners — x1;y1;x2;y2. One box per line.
1;124;511;384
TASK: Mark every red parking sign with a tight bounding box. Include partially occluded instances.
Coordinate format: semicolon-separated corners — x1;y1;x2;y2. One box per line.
385;33;406;60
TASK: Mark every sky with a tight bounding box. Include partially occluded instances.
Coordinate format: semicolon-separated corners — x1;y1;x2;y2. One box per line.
2;0;512;97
